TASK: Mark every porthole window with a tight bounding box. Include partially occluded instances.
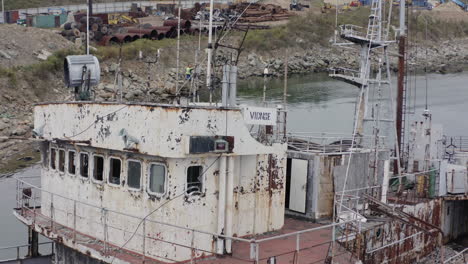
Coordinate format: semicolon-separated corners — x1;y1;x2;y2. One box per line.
58;149;65;173
108;157;122;185
68;151;76;175
50;148;57;170
148;163;166;195
127;160;142;190
93;155;104;182
80;153;89;178
186;166;203;195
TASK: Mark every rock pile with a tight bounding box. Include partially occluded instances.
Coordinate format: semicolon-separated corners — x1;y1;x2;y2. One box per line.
0;24;74;68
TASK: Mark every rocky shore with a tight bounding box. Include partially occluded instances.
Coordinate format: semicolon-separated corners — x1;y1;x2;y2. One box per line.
89;37;468;103
1;36;468;174
236;38;468;78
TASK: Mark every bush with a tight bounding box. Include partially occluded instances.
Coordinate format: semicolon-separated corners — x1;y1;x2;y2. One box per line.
23;48;82;80
243;7;468;51
0;67;18;86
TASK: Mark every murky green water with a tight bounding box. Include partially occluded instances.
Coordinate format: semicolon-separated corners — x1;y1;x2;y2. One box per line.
0;72;467;259
238;72;468;135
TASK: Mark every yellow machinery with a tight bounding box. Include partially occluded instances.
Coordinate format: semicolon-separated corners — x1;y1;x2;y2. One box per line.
108;14;139;25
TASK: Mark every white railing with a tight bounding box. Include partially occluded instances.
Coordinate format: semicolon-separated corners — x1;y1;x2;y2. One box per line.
287;132;387;154
15;176;360;263
0;242;53;262
329;67;361;79
444;248;468;264
339;24;367;39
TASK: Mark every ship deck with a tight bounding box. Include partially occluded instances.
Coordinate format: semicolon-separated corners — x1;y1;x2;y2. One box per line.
14;208;354;264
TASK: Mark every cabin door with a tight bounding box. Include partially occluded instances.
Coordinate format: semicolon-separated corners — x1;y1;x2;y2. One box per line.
286;159;308;213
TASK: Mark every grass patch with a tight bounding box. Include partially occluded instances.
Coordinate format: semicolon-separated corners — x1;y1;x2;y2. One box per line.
23;48;82;80
0;67;18;86
407;13;468;41
244;7;468;51
244;7;371;51
94;38;177;61
0;148;41;175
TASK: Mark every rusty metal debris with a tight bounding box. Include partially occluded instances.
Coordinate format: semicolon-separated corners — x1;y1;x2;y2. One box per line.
232;3;294;23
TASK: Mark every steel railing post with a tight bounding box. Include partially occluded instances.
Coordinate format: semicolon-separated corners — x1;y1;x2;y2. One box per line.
16;246;19;260
190;230;195;264
73;200;77;242
103;208;108;255
249;240;257;262
33;192;36;224
142;218;146;263
255;242;259;264
296;233;300;263
50;193;54;232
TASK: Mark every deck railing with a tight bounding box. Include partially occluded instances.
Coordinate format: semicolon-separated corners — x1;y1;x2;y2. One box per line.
15;176;360;263
444;248;468;264
0;242;53;262
286;132;387;154
446;136;468;153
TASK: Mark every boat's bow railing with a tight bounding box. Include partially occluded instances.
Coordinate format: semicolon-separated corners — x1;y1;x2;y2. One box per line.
286;132;387;154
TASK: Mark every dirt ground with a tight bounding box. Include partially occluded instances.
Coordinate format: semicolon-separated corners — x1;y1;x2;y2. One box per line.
0;24;74;68
422;1;468;21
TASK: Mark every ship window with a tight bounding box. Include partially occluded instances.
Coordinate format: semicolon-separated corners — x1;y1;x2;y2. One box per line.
108;157;121;185
187;165;203;195
93;155;104;182
58;149;65;172
80;153;89;178
68;151;76;175
128;160;142;190
50;148;57;170
148;163;166;195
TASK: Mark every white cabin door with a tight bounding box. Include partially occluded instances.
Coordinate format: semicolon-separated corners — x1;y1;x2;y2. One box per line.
289;159;308;213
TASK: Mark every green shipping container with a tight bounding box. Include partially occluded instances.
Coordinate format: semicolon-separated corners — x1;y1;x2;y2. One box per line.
33;14;68;28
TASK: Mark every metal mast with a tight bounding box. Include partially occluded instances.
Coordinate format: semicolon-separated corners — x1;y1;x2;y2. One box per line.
206;0;215;103
395;0;406;171
330;0;390;137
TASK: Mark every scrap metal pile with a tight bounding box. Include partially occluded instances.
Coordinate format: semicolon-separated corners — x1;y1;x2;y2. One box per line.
59;2;292;46
230;3;293;23
61;14;197;46
188;2;294;23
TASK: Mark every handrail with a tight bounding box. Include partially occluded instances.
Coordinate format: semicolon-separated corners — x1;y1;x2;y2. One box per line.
444;247;468;263
0;241;53;262
255;219;357;243
0;242;53;251
15;176;365;263
15;177;252;243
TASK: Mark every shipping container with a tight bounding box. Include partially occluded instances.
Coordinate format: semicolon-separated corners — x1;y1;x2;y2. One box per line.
33;14;68;28
5;10;19;23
